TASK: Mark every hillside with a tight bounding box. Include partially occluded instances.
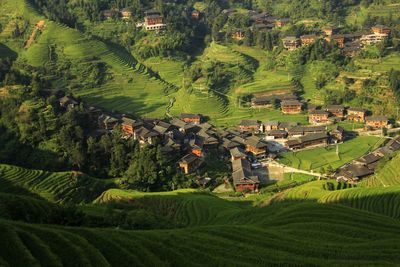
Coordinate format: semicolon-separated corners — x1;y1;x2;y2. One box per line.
1;202;400;266
0;164;117;204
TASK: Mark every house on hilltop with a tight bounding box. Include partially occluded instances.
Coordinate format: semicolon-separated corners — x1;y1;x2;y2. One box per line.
144;10;166;31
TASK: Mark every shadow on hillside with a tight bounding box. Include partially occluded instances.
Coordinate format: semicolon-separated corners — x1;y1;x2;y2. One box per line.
80;92;168;118
0;177;45;200
0;43;18;60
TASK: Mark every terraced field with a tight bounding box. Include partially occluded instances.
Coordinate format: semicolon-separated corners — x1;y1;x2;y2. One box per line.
2;202;400;266
95;189;243;227
0;164;116;203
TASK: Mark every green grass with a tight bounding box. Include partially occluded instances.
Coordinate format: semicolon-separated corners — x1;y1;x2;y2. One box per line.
279;136;385;171
0;164;117;204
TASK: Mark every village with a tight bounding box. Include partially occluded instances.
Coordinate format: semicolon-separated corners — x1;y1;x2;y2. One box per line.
100;6;392;59
59;93;400;194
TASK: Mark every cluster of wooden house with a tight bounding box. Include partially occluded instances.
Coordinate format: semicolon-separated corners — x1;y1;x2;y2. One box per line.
102;7;135;20
251;93;389;130
336;135;400;183
222;9;290;40
102;7;166;32
237;119;344;151
283;25;391;56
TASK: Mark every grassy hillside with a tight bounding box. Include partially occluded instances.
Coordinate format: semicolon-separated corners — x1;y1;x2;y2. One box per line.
95;189;243;227
1;202;400;266
279;136;384;171
0;164;117;204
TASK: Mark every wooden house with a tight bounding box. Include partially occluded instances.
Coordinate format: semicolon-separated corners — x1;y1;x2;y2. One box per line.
372;25;391;35
323;27;339;36
347;107;366;122
191;9;200;19
263;121;279;132
232;158;260;192
326;34;345;48
58;96;78;110
287;126;326;137
326;105;345;118
102;9;118;20
245;136;268;158
180;113;202;124
231;29;245;40
300;34;318;46
238;120;260;132
251;95;274;108
266;129;288;139
275;18;290;27
282;37;300;50
309;110;329;125
365;116;388;129
178;154;203;174
230;147;247;161
144;10;166;31
286;133;328;150
330;125;345;142
281;100;302;114
121;117;137;135
121;7;134;19
98;115;119;130
360;33;388;45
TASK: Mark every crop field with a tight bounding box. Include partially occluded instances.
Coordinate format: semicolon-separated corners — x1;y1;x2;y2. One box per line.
19;20;174;117
279;136;384;171
355;53;400;73
0;164;116;203
2;201;400;266
95;188;244;227
143;57;186;87
346;1;400;25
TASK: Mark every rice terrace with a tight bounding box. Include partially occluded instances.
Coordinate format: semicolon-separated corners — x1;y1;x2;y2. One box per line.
1;0;400;266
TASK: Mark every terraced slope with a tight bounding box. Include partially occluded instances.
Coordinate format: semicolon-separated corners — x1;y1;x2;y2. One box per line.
95;189;243;227
0;164;116;204
1;202;400;266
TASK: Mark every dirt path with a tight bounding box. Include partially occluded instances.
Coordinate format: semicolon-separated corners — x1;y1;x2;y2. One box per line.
24;20;45;49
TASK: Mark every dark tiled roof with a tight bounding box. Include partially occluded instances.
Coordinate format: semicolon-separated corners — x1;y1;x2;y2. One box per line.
179;154;200;164
281;100;302;106
245;136;268;148
365;116;388;122
239;120;260;127
299;133;328;143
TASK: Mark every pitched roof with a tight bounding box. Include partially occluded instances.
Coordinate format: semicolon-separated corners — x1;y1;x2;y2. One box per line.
245;136;268;148
309;110;329;115
326;105;344;111
239;120;260;127
299;132;328;143
281;100;302;106
365;116;388;122
356;153;382;165
232;159;260;185
230;147;247;158
179;154;200;165
348;107;366;112
180;113;201;119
